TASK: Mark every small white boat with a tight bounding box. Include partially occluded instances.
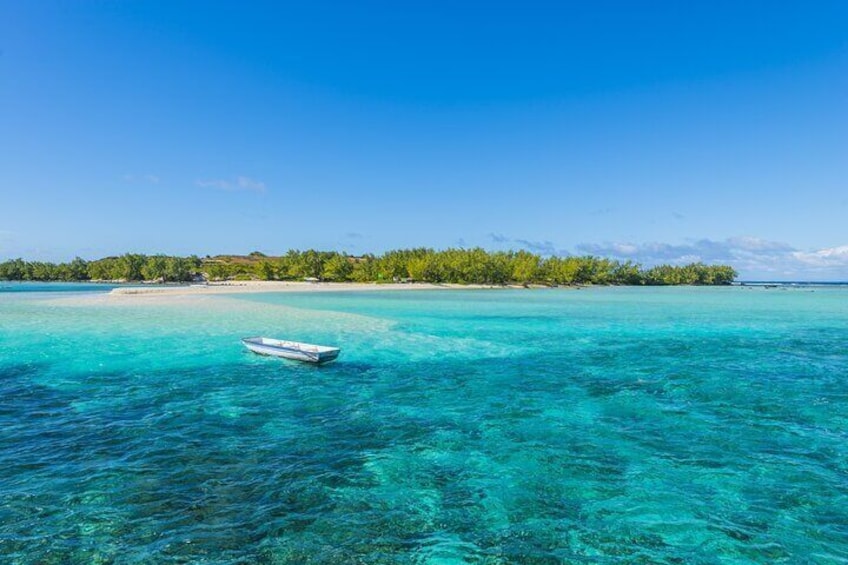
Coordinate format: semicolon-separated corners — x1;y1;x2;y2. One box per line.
241;336;340;364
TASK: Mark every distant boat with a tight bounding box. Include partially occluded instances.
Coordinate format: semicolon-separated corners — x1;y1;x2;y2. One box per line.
241;336;340;364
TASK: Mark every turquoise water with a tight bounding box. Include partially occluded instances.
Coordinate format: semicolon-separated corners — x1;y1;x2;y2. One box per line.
0;281;121;293
1;285;847;563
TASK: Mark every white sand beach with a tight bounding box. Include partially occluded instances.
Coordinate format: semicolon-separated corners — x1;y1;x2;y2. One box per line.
108;280;508;297
38;281;550;308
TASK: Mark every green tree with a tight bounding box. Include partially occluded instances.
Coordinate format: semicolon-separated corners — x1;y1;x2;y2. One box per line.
88;258;117;280
66;257;90;281
351;255;378;282
510;251;540;284
1;249;738;286
142;255;168;281
543;257;579;285
611;260;643;285
203;261;232;281
1;259;27;280
116;254;146;281
407;253;444;282
255;260;277;281
165;256;195;281
322;254;353;281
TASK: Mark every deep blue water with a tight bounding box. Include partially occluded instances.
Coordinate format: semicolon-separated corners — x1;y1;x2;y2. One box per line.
1;285;846;563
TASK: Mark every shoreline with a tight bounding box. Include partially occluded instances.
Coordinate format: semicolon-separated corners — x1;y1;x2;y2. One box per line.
107;280;522;297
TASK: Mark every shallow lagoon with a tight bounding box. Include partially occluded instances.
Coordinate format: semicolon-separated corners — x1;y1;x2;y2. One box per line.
1;285;847;563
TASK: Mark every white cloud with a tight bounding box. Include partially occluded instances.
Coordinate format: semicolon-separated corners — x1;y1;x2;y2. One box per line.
197;176;266;193
577;238;848;281
793;245;848;266
236;176;265;192
470;233;848;280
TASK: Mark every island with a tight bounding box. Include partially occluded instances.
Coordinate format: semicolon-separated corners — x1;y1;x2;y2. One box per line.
0;248;736;286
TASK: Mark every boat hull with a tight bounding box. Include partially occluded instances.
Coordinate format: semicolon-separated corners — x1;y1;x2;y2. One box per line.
241;337;340;364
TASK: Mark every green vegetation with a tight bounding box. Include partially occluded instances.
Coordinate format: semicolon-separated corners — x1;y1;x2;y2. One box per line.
0;249;737;286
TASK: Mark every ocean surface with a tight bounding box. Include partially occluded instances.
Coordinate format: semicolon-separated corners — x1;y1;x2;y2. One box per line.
1;283;846;564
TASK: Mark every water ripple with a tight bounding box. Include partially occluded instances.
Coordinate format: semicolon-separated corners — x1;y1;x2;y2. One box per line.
1;287;847;562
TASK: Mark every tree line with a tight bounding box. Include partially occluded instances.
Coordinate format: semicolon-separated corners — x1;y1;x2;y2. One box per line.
0;248;737;286
0;255;200;283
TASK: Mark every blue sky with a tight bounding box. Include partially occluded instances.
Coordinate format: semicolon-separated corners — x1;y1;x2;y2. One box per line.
1;1;847;279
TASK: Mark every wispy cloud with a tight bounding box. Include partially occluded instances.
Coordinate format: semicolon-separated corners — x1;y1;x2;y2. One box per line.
488;233;568;256
196;176;266;193
345;232;363;239
576;237;848;280
196;179;230;190
515;238;561;256
236;176;266;192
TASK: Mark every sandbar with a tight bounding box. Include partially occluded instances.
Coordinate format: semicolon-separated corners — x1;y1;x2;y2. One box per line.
108;280;508;297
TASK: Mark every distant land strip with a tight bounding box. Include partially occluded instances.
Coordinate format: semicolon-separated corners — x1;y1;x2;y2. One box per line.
0;248;736;286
